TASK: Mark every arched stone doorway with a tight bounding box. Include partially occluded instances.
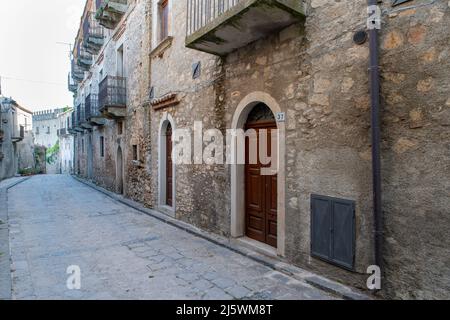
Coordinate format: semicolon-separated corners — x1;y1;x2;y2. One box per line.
116;146;124;194
231;92;286;256
158;113;176;216
87;135;93;179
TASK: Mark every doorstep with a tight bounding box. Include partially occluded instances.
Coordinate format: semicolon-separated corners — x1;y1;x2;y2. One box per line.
72;175;372;300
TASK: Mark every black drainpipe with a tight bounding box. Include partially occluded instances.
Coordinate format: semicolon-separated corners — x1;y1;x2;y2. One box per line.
368;0;383;276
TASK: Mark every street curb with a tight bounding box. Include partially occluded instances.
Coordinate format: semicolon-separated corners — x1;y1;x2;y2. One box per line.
73;175;372;300
0;177;31;300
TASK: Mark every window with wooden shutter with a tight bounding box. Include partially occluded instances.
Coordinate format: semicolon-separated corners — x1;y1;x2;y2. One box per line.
311;194;356;270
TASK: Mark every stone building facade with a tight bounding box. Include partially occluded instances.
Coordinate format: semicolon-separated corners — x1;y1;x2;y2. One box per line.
57;109;75;174
0;97;34;180
70;0;450;299
33;108;67;174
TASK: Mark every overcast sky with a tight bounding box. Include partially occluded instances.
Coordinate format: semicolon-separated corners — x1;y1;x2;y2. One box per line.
0;0;85;112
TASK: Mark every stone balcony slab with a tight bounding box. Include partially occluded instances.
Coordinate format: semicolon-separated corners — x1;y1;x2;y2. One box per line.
186;0;305;56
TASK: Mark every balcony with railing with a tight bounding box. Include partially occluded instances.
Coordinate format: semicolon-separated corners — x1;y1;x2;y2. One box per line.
68;113;77;134
71;60;85;83
73;104;85;132
68;73;78;93
98;76;127;119
57;128;68;136
185;0;305;56
79;102;93;130
95;0;128;30
83;11;104;54
11;125;25;142
85;93;106;125
77;43;93;71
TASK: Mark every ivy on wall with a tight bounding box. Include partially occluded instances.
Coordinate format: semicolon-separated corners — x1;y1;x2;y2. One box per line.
46;141;60;165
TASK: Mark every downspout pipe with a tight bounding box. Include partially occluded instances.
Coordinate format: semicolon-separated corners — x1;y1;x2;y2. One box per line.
368;0;383;277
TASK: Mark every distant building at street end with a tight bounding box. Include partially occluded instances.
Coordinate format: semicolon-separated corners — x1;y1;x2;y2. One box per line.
33;108;66;174
0;96;34;181
57;108;75;174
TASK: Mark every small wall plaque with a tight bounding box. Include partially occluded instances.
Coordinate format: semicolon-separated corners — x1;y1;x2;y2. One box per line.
276;112;286;122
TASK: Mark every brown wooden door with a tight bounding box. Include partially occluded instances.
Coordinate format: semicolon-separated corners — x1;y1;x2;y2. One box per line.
245;121;278;248
166;124;173;206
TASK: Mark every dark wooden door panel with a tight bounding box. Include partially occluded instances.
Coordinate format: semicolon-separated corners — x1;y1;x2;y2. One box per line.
166;125;173;207
246;169;264;211
245;120;278;248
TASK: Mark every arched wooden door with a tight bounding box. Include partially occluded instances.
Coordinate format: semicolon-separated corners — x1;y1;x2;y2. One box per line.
245;104;278;248
87;135;93;179
166;124;173;206
117;146;124;194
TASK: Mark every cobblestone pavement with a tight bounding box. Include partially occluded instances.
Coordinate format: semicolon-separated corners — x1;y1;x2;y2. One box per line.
7;175;336;300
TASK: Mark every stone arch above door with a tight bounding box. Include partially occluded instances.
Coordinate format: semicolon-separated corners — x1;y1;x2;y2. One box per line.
158;112;176;216
231;91;286;257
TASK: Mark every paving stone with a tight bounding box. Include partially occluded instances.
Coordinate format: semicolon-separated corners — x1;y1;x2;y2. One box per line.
202;287;234;300
193;279;214;291
225;285;252;299
6;175;337;300
211;277;236;289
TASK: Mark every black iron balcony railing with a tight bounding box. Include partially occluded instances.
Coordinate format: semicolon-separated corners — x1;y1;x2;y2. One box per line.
68;73;78;93
85;94;101;119
99;76;126;110
75;103;85;126
68;113;76;134
186;0;242;36
71;60;84;83
83;12;104;54
77;45;93;71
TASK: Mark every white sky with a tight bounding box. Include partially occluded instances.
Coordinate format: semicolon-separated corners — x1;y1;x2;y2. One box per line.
0;0;85;112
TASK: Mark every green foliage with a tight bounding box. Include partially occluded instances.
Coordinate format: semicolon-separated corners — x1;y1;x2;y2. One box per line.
18;168;39;176
46;141;60;165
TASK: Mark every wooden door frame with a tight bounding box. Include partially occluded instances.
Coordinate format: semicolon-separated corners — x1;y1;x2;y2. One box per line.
244;121;278;248
231;92;286;257
158;112;176;216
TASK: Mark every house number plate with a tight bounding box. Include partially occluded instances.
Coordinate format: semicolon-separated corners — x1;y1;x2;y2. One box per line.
276;112;286;122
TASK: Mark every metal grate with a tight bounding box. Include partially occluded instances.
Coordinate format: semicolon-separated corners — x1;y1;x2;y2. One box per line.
98;76;127;110
85;94;101;119
186;0;243;36
83;11;104;50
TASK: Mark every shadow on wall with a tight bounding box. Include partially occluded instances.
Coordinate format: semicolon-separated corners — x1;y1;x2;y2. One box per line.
18;146;47;176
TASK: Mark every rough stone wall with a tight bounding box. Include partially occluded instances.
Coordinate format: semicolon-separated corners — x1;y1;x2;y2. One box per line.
123;0;153;204
146;0;229;234
16;132;35;171
72;0;450;299
74;0;147;193
0;105;17;181
378;0;450;299
274;0;374;293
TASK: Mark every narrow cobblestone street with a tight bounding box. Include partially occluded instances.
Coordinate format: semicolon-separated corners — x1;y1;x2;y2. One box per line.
7;175;336;300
